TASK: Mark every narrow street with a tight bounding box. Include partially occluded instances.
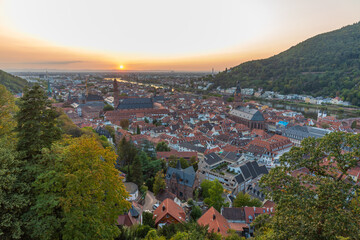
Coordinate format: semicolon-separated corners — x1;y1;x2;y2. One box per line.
143;191;157;211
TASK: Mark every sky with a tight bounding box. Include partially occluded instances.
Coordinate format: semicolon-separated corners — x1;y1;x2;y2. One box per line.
0;0;359;72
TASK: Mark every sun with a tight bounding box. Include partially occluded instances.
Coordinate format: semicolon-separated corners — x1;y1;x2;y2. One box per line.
119;65;124;70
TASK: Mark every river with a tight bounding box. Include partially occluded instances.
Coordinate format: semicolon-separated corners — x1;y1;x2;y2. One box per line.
259;100;359;120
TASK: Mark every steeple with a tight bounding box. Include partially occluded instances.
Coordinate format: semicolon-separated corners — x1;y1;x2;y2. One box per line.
113;78;119;108
176;159;182;169
235;81;241;94
234;80;242;103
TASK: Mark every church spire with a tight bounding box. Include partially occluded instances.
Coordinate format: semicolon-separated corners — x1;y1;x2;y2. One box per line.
113;78;119;108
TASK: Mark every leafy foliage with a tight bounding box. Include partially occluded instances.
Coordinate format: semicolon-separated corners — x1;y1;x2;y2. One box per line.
153;170;166;195
0;137;28;239
233;192;262;208
142;211;155;228
30;136;131;240
0;85;18;136
203;179;228;211
210;22;360;106
259;132;360;240
156;141;170;152
0;70;28;93
16;84;61;160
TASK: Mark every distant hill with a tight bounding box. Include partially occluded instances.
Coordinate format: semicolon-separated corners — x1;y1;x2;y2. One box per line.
209;22;360;106
0;70;28;93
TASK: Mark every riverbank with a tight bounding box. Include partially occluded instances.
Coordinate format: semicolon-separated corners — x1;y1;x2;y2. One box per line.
248;97;360;119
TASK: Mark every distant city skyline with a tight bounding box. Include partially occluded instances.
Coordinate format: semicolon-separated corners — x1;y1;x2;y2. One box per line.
0;0;359;72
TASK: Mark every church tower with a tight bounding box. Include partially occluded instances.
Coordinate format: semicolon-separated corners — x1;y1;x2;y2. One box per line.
113;79;119;108
234;81;242;102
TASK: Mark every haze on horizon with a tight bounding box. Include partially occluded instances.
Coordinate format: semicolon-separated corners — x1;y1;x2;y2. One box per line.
0;0;359;72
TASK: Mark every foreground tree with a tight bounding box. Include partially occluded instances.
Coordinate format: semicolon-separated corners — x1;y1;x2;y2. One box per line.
29;136;131;240
0;84;18;136
260;132;360;240
0;137;28;239
16;84;61;160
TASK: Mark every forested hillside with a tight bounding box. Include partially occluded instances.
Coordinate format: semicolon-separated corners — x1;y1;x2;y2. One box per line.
209;22;360;105
0;70;28;93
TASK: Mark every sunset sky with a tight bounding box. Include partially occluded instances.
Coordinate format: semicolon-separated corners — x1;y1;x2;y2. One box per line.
0;0;359;72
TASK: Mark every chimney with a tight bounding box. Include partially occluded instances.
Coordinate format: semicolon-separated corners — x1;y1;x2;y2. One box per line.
162;205;165;211
213;214;216;220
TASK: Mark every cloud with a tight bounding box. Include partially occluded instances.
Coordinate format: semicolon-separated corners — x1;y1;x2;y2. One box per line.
21;60;84;65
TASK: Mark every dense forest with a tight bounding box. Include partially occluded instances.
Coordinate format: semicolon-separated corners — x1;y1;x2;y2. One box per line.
0;70;28;93
208;22;360;106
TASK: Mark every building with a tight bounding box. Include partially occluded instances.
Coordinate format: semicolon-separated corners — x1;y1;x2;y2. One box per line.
153;198;186;227
113;79;120;107
229;107;265;130
117;97;154;110
282;125;331;147
222;207;274;238
198;207;230;236
228;160;268;193
197;207;230;236
124;182;139;201
234;81;242;103
165;160;198;200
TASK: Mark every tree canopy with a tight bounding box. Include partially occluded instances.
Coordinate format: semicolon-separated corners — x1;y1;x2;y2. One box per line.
259;132;360;239
209;22;360;106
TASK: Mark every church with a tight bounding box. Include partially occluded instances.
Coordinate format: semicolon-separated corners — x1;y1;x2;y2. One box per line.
113;79;154;110
228;81;265;130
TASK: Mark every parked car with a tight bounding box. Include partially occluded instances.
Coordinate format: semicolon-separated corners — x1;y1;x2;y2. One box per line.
153;203;159;210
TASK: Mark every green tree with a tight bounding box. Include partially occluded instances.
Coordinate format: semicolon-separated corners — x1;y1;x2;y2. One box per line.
200;179;213;199
120;119;129;129
144;230;166;240
156;141;170;152
16;84;61;160
103;103;114;111
30;136;131;240
351;121;357;129
137;125;141;134
204;179;228;211
0;84;18;136
225;229;245;240
260;132;360;240
153;170;166;195
132;155;144;187
104;125;115;142
117;137;137;179
169;158;189;169
190;205;202;221
233;192;262;208
0;137;28;239
142;211;155;228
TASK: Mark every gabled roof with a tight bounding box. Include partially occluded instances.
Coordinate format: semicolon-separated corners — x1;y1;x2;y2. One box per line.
222;207;246;222
165;166;196;187
230;107;265;121
234;161;269;184
153;198;186;225
204;153;223;166
117;97;154;110
198;207;230;236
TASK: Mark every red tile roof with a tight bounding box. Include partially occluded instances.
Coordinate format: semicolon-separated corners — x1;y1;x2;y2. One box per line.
197;207;230;236
153;198;186;225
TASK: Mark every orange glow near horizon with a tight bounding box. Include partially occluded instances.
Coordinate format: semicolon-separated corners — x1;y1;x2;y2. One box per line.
0;0;359;72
